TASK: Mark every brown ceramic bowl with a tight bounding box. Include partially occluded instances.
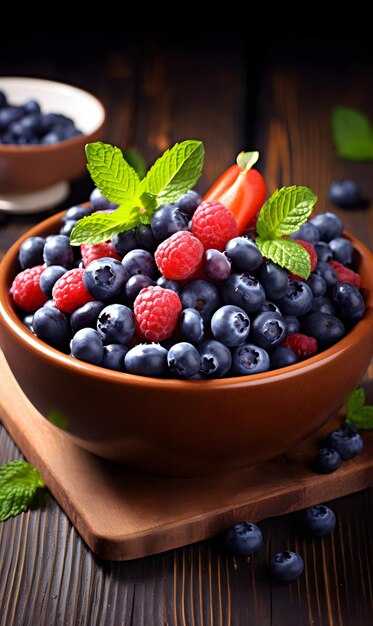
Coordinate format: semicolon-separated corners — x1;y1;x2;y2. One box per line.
0;78;105;209
0;212;373;477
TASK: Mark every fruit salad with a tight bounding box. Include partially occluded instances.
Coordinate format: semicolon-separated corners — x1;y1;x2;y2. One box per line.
9;140;366;379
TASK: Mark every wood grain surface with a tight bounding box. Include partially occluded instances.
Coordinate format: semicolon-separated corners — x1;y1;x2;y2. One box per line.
0;35;372;625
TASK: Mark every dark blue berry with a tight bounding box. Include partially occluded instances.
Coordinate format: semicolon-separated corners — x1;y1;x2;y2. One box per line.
0;90;7;108
121;249;157;279
310;212;344;242
89;187;119;212
222;273;265;314
97;304;135;343
275;280;313;316
314;448;342;474
70;328;103;365
156;276;180;293
135;224;157;251
259;301;282;316
225;522;263;556
211;305;250;347
270;347;298;369
43;235;74;268
301;312;345;348
175;190;202;216
303;504;336;536
256;261;289;300
101;344;128;371
225;237;263;272
231;343;270;375
307;273;327;298
204;249;231;281
83;257;128;302
333;283;365;320
326;425;363;460
59;220;77;237
125;274;154;303
112;229;138;257
250;311;287;352
151;204;189;241
310;297;336;316
283;315;300;334
270;551;304;581
23;99;41;115
33;306;70;348
39;265;66;297
23;314;34;332
328;180;360;208
290;222;320;245
329;237;353;266
70;301;105;334
315;242;332;263
125;344;168;377
62;204;92;223
19;236;45;269
0;106;23;130
167;342;201;378
180;308;204;343
180;280;221;323
198;340;232;378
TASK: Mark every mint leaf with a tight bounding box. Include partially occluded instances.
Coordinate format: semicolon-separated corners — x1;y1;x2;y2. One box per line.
256;237;311;279
141;140;204;206
86;142;140;205
70;208;141;245
332;107;373;161
123;149;147;180
0;460;45;522
256;186;317;239
347;387;365;418
346;386;373;429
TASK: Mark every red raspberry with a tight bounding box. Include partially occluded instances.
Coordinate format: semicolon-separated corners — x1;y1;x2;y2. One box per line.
154;231;204;280
134;285;182;341
191;200;238;251
81;242;120;267
10;265;48;312
282;333;318;360
289;239;317;279
52;268;94;313
328;260;361;288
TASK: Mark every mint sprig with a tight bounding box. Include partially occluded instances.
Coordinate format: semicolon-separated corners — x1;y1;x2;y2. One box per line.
70;140;204;246
346;387;373;429
332;107;373;161
0;460;45;522
255;185;317;279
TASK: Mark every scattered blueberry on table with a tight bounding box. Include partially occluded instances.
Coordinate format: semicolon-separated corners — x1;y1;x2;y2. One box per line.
303;505;336;537
270;551;304;582
328;180;361;209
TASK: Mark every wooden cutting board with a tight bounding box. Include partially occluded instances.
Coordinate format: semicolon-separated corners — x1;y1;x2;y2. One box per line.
0;349;372;561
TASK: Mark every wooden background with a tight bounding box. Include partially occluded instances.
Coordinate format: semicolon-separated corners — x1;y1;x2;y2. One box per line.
0;34;372;625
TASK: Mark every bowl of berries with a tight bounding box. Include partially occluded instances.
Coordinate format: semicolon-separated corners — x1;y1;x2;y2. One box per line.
0;141;372;477
0;77;105;213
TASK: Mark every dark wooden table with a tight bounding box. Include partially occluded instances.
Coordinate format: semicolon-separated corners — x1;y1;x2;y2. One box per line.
0;35;372;626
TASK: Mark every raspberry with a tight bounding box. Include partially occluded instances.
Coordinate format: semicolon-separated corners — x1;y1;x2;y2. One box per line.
328;260;361;288
282;333;318;360
134;285;182;341
53;268;94;313
289;239;317;279
81;242;120;267
191;200;238;251
10;265;48;312
154;231;204;280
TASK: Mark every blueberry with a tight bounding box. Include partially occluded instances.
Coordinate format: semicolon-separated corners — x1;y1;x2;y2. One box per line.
23;314;34;332
0;90;7;108
310;212;344;242
70;301;105;333
290;221;320;245
62;204;92;223
275;280;313;317
198;340;232;378
167;342;201;378
135;224;157;251
211;305;250;347
222;273;265;315
40;131;62;144
329;237;353;266
89;187;119;212
303;504;336;536
259;301;282;316
70;328;103;365
43;234;74;268
225;522;263;556
314;242;332;263
125;344;168;377
125;274;154;303
180;308;204;343
151;204;189;241
307;273;327;298
256;261;289;301
250;311;287;352
231;343;270;375
39;265;66;297
225;237;263;272
0;106;23;130
33;306;70;348
314;448;342;474
23;99;41;115
270;347;298;369
180;280;221;323
101;344;128;371
19;236;45;269
333;283;365;320
156;276;180;293
175;190;202;216
59;220;77;237
112;229;138;257
97;304;135;344
310;296;336;316
83;257;128;302
328;180;360;208
301;312;345;348
121;249;157;279
270;551;304;581
326;425;363;460
283;315;300;334
204;249;231;281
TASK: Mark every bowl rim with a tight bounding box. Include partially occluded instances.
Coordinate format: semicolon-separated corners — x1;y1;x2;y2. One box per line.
0;76;106;153
0;210;373;391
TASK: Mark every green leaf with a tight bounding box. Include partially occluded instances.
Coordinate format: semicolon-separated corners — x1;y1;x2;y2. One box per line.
0;460;45;522
332;107;373;161
256;186;317;239
70;208;140;245
256;237;311;279
86;142;140;205
347;387;365;419
141;140;204;206
123;149;147;180
346;405;373;429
